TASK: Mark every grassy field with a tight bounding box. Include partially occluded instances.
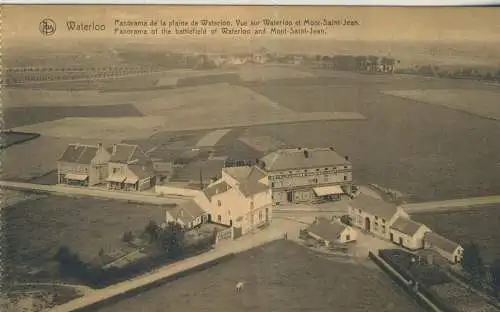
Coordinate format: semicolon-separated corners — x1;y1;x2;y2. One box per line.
2;194;166;282
0;131;40;148
2;136;116;181
382;89;500;121
246;73;500;202
411;206;500;264
4;104;143;129
97;240;421;312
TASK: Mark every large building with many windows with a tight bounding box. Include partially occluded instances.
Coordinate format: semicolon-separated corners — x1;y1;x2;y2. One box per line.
257;147;353;205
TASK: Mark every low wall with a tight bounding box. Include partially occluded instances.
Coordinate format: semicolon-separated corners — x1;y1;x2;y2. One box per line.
368;251;442;312
155;185;201;197
74;253;236;312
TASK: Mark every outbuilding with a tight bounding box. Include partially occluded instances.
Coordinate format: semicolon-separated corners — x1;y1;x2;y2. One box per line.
305;217;357;247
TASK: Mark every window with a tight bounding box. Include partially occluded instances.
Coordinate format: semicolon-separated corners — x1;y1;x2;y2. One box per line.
217;215;222;223
346;234;350;241
382;225;386;233
324;168;328;171
316;168;320;171
112;168;118;173
375;216;378;220
84;168;88;173
344;166;348;169
344;175;347;180
259;211;263;221
217;200;221;207
382;219;386;223
271;182;275;187
358;209;362;213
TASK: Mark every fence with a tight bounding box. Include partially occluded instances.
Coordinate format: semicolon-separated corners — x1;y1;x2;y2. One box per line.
215;227;234;243
368;251;443;312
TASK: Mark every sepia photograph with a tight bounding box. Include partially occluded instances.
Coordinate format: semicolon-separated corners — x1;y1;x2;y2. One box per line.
1;4;500;312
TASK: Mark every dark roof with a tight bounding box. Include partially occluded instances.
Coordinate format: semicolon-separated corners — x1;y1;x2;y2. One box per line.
306;217;348;243
348;194;398;220
259;148;350;171
424;232;461;254
390;217;426;236
223;166;269;198
239;167;269;197
203;181;231;200
58;144;99;164
109;144;149;164
128;164;155;180
169;200;207;225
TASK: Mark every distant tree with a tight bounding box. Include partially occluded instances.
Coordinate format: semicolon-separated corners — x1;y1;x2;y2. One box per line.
340;215;352;226
462;242;485;279
158;222;186;259
145;220;160;242
491;259;500;297
483;72;494;81
368;55;379;72
122;231;134;243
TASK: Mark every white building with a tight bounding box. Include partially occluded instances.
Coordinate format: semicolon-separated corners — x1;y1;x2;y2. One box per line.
202;166;272;236
347;194;409;240
423;232;464;264
306;217;357;247
165;199;210;230
389;217;431;250
257;147;353;205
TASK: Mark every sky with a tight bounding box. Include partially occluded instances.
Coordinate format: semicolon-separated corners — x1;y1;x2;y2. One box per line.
3;5;500;43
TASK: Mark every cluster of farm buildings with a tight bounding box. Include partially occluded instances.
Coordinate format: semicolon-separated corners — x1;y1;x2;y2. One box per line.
57;143;462;263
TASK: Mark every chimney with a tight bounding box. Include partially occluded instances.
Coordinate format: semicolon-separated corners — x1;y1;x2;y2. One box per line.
303;149;309;158
97;143;103;151
112;144;117;155
329;146;334;151
345;156;349;161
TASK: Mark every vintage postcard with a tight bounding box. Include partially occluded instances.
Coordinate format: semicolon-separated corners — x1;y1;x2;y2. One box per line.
1;4;500;312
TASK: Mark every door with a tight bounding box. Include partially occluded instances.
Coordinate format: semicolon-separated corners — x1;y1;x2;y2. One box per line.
364;217;371;231
286;191;293;203
265;208;269;222
399;237;403;246
390;233;394;242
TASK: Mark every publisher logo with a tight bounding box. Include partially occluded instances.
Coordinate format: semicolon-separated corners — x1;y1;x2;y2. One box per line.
40;18;56;36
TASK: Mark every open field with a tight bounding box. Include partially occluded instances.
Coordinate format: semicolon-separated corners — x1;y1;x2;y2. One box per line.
382;89;500;121
2;136;116;181
96;240;421;312
4;104;143;129
411;205;500;264
246;74;500;202
0;131;40;148
2;194;166;282
11;112;365;141
195;129;233;147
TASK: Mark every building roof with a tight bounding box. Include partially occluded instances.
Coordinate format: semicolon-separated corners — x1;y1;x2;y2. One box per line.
223;166;269;198
58;144;100;164
306;217;348;243
424;232;461;254
203;180;232;200
169;200;207;225
258;147;350;171
349;194;398;221
128;164;155;180
109;144;148;164
390;217;426;237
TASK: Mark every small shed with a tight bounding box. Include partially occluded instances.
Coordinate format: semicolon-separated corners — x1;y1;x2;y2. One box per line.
305;217;357;247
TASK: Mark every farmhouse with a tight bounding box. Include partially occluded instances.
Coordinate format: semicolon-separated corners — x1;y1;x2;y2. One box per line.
389;217;431;250
203;165;272;236
347;194;408;240
165;200;209;230
57;143;110;186
106;144;155;191
257;147;353;205
423;232;464;264
305;217;357;247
